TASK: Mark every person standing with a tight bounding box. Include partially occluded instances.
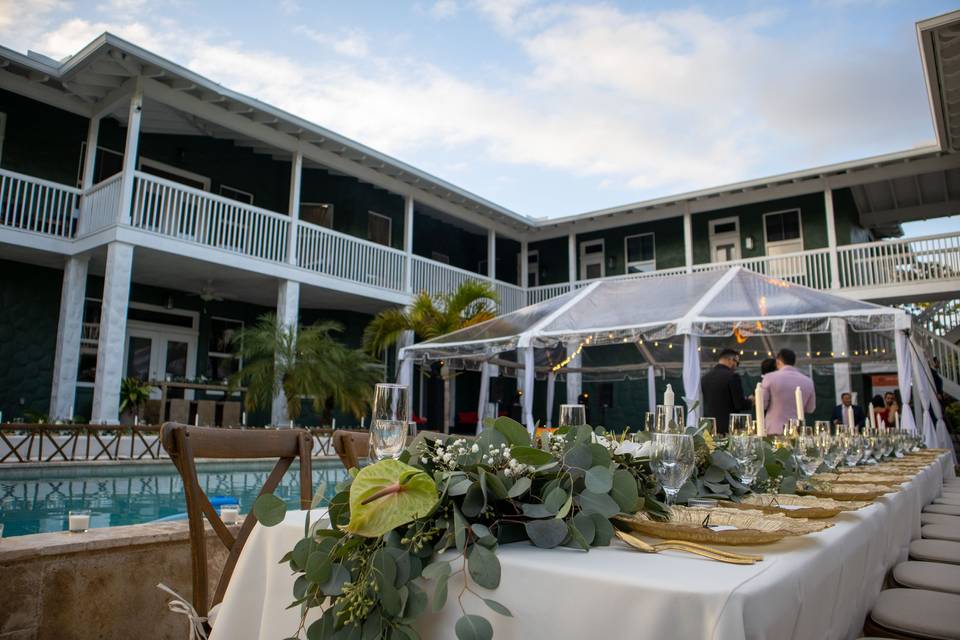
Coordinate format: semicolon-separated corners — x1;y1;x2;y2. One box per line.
761;348;816;434
700;348;751;435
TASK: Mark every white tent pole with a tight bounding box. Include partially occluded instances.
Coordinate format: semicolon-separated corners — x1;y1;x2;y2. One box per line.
545;372;556;427
476;363;491;435
647;365;656;414
522;347;536;434
682;335;701;426
397;332;415;426
893;329;917;434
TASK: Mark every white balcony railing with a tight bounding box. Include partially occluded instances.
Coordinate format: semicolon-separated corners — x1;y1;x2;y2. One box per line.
691;249;833;289
837;232;960;290
494;281;526;313
412;255;485;298
130;171;290;263
78;173;122;235
0;168;79;239
527;282;572;305
297;219;406;292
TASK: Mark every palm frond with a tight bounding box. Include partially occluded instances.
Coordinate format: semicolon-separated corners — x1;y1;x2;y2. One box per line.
362;307;412;356
444;279;499;321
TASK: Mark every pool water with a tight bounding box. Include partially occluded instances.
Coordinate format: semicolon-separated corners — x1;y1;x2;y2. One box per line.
0;460;347;537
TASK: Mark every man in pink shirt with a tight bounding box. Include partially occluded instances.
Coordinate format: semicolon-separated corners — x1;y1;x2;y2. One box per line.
761;348;816;434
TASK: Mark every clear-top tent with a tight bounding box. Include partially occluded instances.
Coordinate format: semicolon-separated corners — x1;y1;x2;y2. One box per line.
398;267;952;454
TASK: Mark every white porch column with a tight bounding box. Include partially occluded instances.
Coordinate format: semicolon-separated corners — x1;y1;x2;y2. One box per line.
81;117;101;190
683;203;693;273
271;280;300;426
520;241;529;288
567;233;577;291
117;78;143;224
49;255;90;420
824;187;841;290
397;330;415;424
647;365;657;414
545;372;556;427
90;242;134;424
565;340;582;406
487;229;496;281
522;346;536;433
286;151;302;265
403;195;415;293
830;318;851;403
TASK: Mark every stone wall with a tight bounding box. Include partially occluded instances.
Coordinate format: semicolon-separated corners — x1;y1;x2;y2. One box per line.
0;521;234;640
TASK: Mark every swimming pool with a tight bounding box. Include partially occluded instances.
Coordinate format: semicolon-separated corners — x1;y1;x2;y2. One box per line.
0;460;347;537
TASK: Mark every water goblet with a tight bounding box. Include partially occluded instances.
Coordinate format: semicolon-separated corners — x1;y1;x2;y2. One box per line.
814;420;832;436
842;433;863;467
792;430;825;476
784;419;802;439
699;417;717;438
821;433;844;470
728;413;754;436
729;435;765;488
655;404;685;433
643;412;656;432
559;404;586;428
652;433;695;506
369;383;409;461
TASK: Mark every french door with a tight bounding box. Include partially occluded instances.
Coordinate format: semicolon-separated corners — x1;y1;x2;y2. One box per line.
124;323;197;399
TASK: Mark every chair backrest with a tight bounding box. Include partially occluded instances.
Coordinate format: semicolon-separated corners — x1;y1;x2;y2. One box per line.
160;423;313;621
221;401;242;427
332;430;369;470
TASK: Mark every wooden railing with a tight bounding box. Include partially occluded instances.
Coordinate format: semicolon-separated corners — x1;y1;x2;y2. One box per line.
130;171;290;262
297;219;406;292
0;168;79;239
78;173;122;235
837;232;960;290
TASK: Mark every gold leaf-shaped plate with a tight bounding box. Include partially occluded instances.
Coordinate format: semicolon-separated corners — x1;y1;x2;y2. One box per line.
813;473;911;485
721;493;868;519
615;506;832;545
798;482;896;501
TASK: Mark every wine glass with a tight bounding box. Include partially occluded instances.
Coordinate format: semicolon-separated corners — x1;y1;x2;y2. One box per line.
644;411;656;432
784;418;802;439
821;432;844;471
652;433;695;505
559;404;586;428
861;429;878;465
842;433;864;467
728;413;754;436
814;420;832;436
792;428;824;476
655;405;685;433
369;383;409;461
729;435;765;488
699;417;718;438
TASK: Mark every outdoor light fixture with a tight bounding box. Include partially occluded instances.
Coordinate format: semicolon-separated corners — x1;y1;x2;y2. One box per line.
744;236;755;250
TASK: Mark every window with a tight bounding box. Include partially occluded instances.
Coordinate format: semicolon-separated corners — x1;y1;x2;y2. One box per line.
76;143;124;186
709;217;741;263
763;209;804;277
139;158;211;191
624;233;655;273
431;251;450;264
478;259;488;275
219;185;254;204
764;209;802;245
301;202;334;228
367;211;392;246
579;239;605;280
208;317;243;382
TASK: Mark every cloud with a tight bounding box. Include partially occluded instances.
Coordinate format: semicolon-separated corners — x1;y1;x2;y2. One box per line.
429;0;459;19
296;26;369;58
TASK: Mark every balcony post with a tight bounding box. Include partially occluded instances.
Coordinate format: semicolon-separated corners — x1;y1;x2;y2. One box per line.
568;232;576;291
520;240;529;288
76;115;101;235
117;78;143;225
287;151;302;266
824;187;841;289
90;242;134;424
49;255;90;420
683;202;693;273
403;195;414;293
271;279;300;426
487;229;496;281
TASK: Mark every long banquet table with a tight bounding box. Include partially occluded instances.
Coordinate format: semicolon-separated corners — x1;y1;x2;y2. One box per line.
209;453;955;640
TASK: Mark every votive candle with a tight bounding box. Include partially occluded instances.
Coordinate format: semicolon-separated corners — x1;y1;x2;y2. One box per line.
755;382;765;437
220;506;240;525
68;510;90;533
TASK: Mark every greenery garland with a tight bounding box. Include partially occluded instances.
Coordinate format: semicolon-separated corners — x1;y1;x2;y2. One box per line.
254;417;801;640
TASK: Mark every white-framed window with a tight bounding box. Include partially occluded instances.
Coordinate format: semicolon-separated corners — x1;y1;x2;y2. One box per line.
300;202;334;228
219;185;254;205
208;317;244;383
76;143;124;186
624;233;655;273
763;208;803;255
367;211;392;246
139;158;211;191
431;251;450;264
579;239;605;280
0;112;6;164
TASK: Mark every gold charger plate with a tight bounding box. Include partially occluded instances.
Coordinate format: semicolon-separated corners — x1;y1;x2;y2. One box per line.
720;493;868;519
615;506;832;545
813;473;912;485
798;482;896;501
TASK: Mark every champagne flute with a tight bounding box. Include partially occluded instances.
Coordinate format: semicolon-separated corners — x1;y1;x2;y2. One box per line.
729;435;765;488
559;404;586;428
369;383;409;461
652;433;695;506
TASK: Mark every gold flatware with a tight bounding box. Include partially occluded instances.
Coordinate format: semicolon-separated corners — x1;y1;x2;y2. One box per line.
614;530;762;565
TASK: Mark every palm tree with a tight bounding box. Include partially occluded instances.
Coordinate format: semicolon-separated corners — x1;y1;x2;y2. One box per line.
363;280;499;433
230;314;381;424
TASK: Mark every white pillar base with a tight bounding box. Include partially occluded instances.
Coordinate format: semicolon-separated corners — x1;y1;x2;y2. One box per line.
50;256;90;420
90;243;134;424
271;280;300;426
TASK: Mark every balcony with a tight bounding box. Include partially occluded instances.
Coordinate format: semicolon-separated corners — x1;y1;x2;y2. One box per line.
2;166;959;312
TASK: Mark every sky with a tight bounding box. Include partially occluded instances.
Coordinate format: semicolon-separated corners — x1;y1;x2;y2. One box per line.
3;0;959;235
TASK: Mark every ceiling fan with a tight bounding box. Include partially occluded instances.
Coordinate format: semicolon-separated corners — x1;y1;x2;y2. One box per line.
189;280;226;302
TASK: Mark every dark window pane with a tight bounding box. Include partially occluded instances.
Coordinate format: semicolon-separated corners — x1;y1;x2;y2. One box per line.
765;211;800;243
713;222;736;234
126;336;152;380
583;243;603;255
165;340;188;378
78;351;97;383
127;308;193;328
208;356;239;381
209;318;241;354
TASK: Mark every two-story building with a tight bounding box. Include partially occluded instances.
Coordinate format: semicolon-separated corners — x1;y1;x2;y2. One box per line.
1;11;959;430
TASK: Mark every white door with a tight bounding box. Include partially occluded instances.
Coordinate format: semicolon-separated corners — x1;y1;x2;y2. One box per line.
709;217;741;263
124;325;197;399
579;240;605;280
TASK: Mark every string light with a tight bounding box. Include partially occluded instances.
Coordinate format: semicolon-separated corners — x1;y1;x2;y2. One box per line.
551;340;585;373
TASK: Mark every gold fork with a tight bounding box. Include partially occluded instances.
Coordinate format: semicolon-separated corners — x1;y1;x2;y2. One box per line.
614;530;762;565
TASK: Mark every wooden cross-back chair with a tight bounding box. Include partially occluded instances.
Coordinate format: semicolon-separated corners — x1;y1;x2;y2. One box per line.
160;423;313;625
331;429;457;471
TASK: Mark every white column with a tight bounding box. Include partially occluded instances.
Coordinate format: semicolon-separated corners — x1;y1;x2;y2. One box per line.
824;187;841;290
403;195;415;293
682;335;701;426
683;203;693;273
117;78;143;224
487;229;496;281
565;340;582;405
522;346;536;433
81;117;101;190
647;365;657;413
567;233;577;291
397;330;415;425
893;329;917;434
90;242;134;424
271;280;300;426
476;363;492;434
830;318;851;403
520;241;529;288
49;255;90;420
545;372;556;427
286;151;302;265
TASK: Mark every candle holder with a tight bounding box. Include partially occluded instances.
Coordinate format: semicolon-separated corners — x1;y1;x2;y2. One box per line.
220;505;240;525
68;509;91;533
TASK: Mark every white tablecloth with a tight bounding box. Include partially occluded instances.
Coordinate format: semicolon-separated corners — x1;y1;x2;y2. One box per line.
210;454;954;640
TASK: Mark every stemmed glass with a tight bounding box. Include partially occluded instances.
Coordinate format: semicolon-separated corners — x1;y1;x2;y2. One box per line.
728;413;754;436
792;427;825;476
559;404;586;428
861;429;878;465
820;433;844;471
699;417;718;438
729;435;765;488
652;433;695;505
369;383;409;461
655;405;685;433
842;433;864;467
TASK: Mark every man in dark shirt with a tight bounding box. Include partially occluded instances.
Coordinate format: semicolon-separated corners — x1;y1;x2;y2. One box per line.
700;349;751;434
831;391;865;428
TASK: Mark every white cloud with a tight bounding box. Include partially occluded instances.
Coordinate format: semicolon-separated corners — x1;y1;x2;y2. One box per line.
429;0;459;19
296;26;369;58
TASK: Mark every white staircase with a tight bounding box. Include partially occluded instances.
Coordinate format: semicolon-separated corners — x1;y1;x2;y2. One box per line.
913;325;960;401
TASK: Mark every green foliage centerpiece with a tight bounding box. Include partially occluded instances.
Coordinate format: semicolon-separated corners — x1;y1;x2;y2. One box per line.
254;417;668;640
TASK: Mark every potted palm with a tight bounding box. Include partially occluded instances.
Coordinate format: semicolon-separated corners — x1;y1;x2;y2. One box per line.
363;280;499;433
119;377;153;425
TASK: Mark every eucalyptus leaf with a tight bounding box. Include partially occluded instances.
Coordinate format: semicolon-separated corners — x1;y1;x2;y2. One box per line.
610;469;640;512
371;549;397;592
421;561;451;581
318;563;350;596
570;512;596;547
577;490;620;518
403;582;428;620
461;482;485;518
711;450;738;471
703;466;727;483
291;538;312;571
588;444;611;468
453;504;468;552
509;446;554;466
520;503;554;518
393;625;420;640
589;513;614;546
482;598;513;617
380;581;402;617
448;479;472;497
564;444;592;470
252;493;287;527
431;574;449;612
362;609;383;640
454;614;493;640
493;416;531;446
585;466;614;494
481;469;508;500
467;544;501;589
305;551;332;584
525;518;569;548
544;486;568;514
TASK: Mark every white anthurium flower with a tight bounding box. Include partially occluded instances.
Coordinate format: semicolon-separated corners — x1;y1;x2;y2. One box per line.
614;440;654;458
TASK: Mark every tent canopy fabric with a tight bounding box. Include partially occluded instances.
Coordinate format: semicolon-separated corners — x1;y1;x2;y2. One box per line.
401;267;909;363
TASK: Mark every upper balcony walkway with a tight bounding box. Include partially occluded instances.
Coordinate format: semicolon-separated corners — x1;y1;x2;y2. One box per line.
2;167;959;313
